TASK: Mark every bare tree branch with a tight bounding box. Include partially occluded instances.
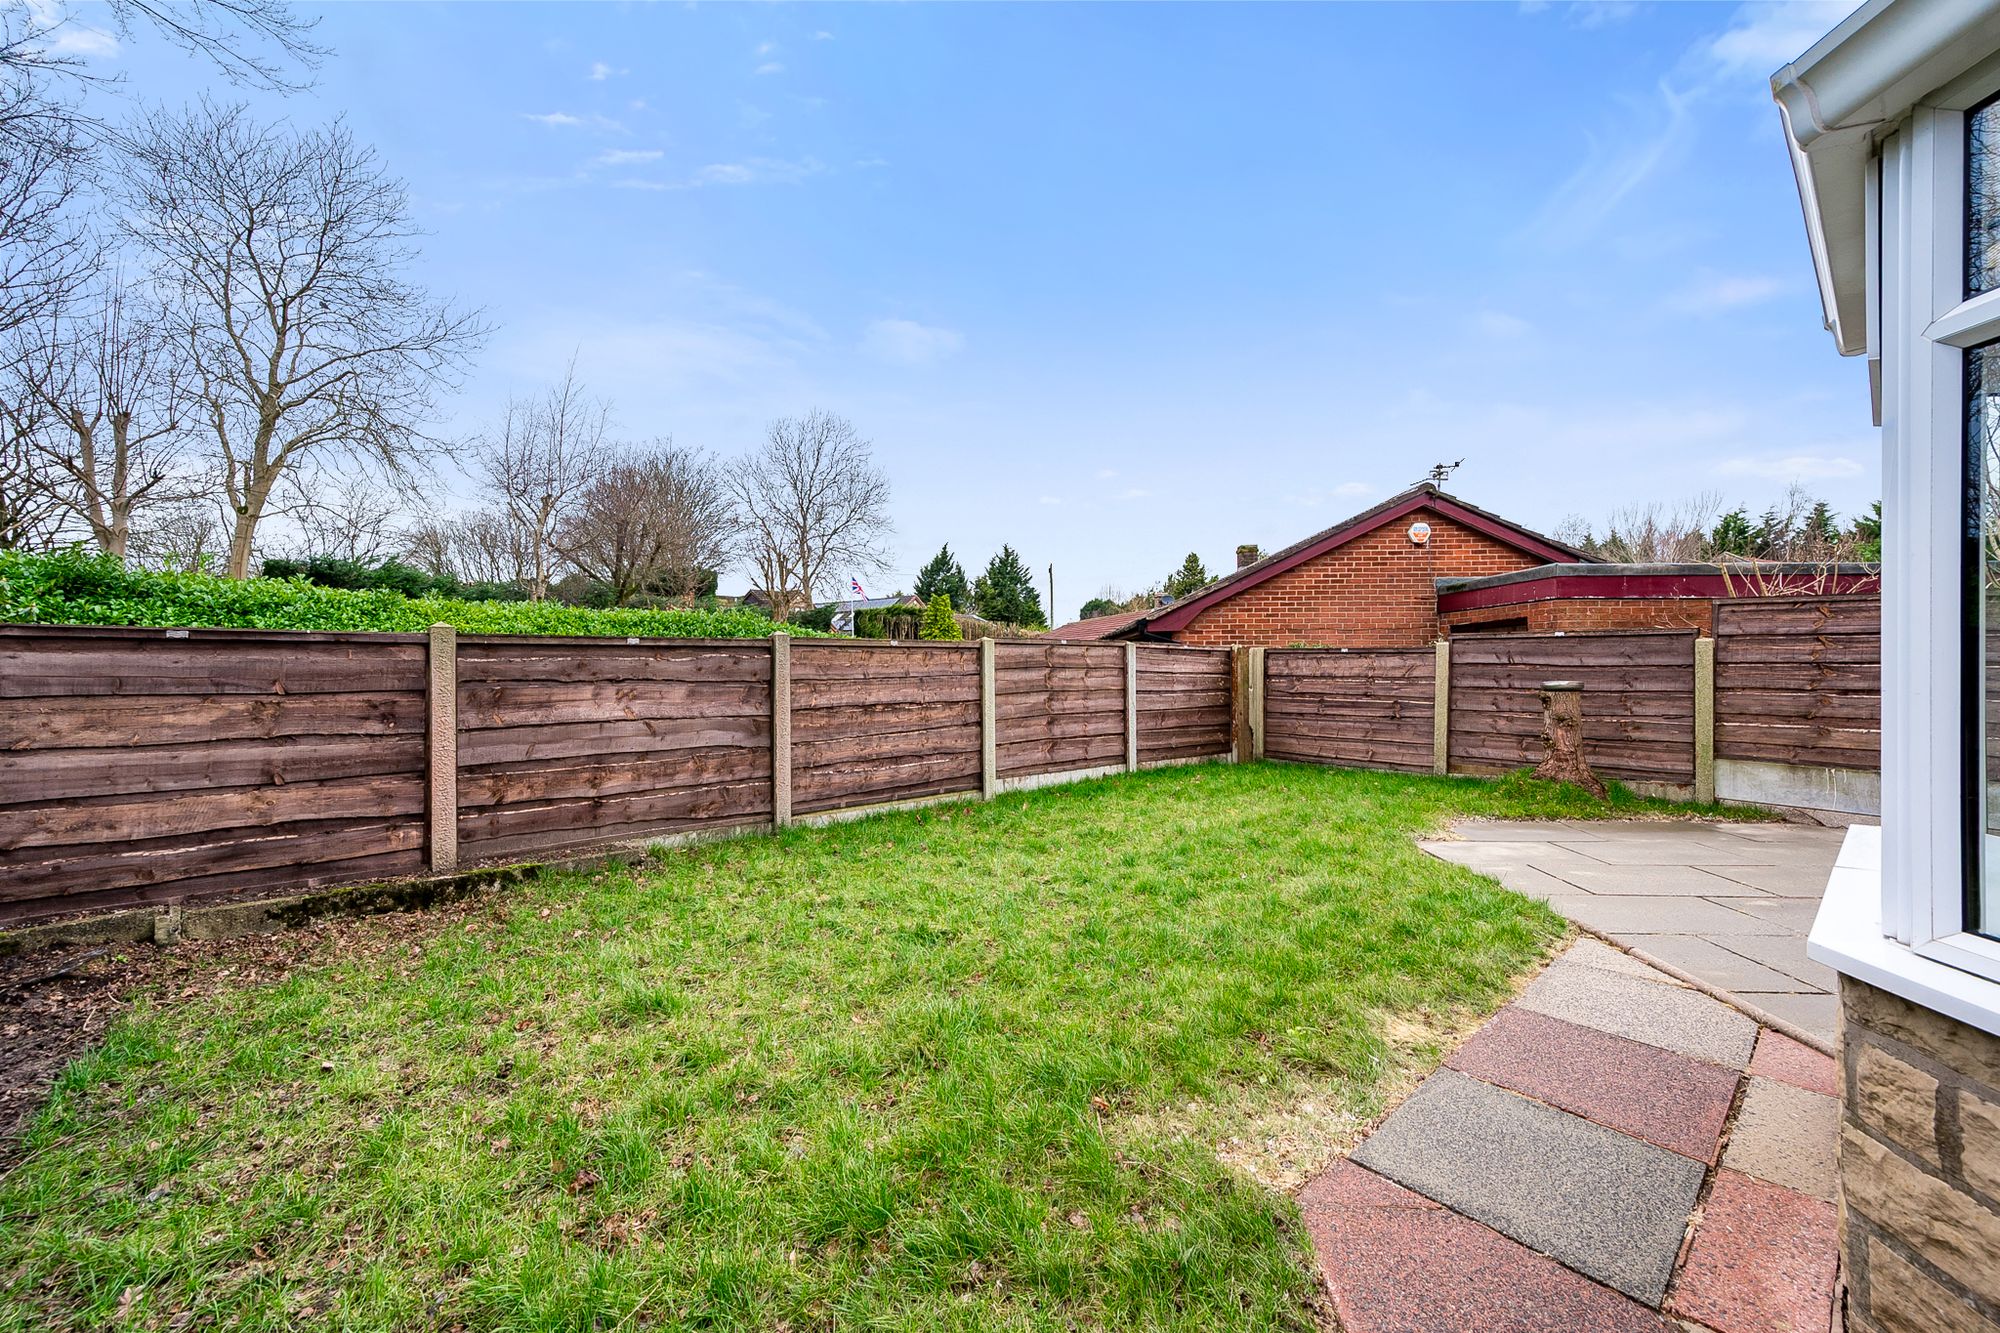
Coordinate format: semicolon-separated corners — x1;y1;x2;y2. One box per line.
555;441;737;605
726;409;892;622
116;100;488;576
470;360;610;600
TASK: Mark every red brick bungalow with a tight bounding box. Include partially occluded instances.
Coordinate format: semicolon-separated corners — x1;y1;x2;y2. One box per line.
1053;484;1591;648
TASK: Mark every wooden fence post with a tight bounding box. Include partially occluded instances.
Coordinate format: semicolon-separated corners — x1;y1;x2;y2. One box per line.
427;623;458;873
1231;647;1253;762
1125;641;1140;771
1248;646;1266;760
771;632;792;828
980;637;998;797
1432;639;1451;776
1694;635;1716;804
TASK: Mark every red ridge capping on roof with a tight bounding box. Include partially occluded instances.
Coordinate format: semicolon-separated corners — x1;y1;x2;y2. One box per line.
1436;568;1881;613
1142;485;1587;634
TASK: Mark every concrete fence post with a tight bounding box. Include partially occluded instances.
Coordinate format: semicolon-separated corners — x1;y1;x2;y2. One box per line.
1694;636;1716;804
1432;639;1451;776
771;632;792;828
980;637;998;797
427;623;459;873
1248;646;1266;761
1125;641;1140;771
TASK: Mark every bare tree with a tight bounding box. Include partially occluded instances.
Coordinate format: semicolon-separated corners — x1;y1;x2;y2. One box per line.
727;409;891;621
6;282;194;559
556;441;736;605
404;510;534;589
127;496;227;570
115;100;485;577
0;418;75;549
278;470;406;563
0;72;92;338
471;363;610;599
1;0;324;91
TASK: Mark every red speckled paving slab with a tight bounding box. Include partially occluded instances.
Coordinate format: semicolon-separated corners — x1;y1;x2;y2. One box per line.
1445;1005;1741;1163
1667;1169;1838;1333
1300;1161;1673;1333
1748;1029;1840;1098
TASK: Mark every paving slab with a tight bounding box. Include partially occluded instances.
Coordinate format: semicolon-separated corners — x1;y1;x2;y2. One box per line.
1666;1169;1838;1333
1349;1069;1706;1305
1542;894;1777;938
1419;857;1583;901
1730;991;1838;1046
1697;862;1847;897
1626;935;1815;993
1559;936;1690;985
1300;1161;1673;1333
1748;1030;1840;1097
1712;897;1824;931
1517;955;1760;1068
1421;841;1633;878
1702;934;1838;991
1446;1006;1741;1163
1551;839;1772;867
1549;865;1771;897
1720;1076;1839;1203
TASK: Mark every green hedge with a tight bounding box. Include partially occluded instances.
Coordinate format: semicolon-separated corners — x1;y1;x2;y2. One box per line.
0;550;810;639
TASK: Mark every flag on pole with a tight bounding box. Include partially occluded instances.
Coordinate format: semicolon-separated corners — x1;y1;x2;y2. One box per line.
850;578;866;599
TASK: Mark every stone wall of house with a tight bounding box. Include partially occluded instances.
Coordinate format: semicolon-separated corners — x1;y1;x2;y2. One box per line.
1169;507;1541;648
1838;975;2000;1331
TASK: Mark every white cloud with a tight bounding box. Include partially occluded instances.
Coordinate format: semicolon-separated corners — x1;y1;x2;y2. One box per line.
1095;468;1118;480
755;41;777;55
1667;273;1784;314
1529;82;1692;245
595;148;663;167
862;318;964;366
1037;495;1063;506
1704;2;1859;76
1113;488;1153;501
1472;309;1532;339
587;61;628;81
692;157;825;187
23;0;119;57
755;62;785;76
1716;452;1866;481
523;111;625;132
812;30;834;40
1332;481;1373;498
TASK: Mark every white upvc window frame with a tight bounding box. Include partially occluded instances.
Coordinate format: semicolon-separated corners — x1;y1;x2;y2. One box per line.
1878;89;2000;983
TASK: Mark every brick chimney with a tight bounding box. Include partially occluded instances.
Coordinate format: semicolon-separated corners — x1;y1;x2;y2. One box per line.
1236;544;1261;569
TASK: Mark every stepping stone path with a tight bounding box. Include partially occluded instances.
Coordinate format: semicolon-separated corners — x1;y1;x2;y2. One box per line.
1304;936;1840;1332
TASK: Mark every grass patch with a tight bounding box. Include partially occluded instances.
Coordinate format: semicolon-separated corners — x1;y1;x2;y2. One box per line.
0;763;1723;1331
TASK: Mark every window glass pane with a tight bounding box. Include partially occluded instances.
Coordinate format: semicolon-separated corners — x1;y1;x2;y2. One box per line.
1972;341;2000;932
1975;99;2000;296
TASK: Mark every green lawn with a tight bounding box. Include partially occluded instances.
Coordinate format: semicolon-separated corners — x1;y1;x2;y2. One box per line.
0;763;1714;1331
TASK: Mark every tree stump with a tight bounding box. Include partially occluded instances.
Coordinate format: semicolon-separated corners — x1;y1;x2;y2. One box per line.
1531;680;1606;800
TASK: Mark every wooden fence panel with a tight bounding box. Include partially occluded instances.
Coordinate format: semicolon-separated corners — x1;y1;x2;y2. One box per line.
790;642;983;812
0;627;430;923
455;638;773;857
1715;596;1881;770
995;641;1129;778
1263;648;1435;772
1448;631;1697;785
1135;645;1233;763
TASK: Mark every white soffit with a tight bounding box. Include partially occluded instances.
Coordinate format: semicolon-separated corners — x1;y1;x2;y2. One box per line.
1774;0;2000;356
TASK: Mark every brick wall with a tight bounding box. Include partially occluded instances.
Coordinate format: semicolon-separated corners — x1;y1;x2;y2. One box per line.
1441;596;1715;637
1837;976;2000;1331
1170;508;1543;648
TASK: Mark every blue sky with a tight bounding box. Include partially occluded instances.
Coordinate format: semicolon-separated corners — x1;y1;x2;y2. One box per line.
102;0;1866;617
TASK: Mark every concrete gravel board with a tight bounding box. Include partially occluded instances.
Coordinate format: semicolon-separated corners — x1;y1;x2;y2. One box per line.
1517;956;1759;1067
1350;1069;1705;1305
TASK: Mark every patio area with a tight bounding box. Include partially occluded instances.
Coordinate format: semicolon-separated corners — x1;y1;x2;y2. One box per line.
1419;818;1848;1046
1294;817;1853;1331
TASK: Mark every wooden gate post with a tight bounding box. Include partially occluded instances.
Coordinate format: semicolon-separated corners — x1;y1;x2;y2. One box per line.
771;632;792;828
1694;636;1716;804
980;637;998;797
1433;639;1451;776
1124;642;1140;771
1231;647;1253;762
427;623;459;873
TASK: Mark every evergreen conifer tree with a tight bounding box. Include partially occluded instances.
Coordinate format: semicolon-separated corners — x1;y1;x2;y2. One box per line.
973;545;1045;628
1163;552;1210;599
914;545;971;608
919;593;962;640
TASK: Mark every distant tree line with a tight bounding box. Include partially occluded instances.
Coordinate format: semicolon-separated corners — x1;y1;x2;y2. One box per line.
910;542;1046;630
1553;487;1881;565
